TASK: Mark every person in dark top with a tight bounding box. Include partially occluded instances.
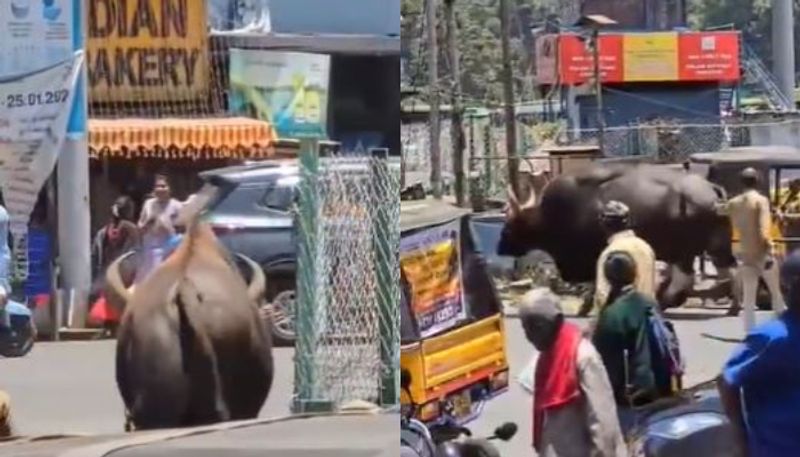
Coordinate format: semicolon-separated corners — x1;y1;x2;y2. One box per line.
592;251;658;431
717;250;800;457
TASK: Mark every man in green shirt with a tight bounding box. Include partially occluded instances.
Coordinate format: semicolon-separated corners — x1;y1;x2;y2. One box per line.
592;251;659;431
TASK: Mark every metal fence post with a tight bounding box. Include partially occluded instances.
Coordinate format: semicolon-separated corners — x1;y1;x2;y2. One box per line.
292;137;332;414
370;148;399;407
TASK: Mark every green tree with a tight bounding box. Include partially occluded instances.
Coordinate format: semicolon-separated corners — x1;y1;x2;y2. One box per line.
402;0;551;106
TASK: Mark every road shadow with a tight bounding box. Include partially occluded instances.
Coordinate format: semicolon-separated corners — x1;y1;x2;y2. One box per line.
663;310;728;321
701;333;744;344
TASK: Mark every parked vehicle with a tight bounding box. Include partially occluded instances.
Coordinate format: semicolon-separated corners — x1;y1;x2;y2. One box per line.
401;369;516;457
198;162;300;346
0;299;35;357
400;199;509;426
626;380;739;457
689;146;800;310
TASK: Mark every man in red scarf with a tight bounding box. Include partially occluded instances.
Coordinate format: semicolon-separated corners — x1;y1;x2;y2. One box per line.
520;288;625;457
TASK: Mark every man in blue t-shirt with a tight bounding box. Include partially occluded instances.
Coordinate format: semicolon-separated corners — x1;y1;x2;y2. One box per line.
717;250;800;457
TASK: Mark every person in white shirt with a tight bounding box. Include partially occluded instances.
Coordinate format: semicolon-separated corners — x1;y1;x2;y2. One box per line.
135;174;183;283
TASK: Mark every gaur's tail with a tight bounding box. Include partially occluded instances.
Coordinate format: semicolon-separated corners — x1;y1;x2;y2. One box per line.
173;279;230;424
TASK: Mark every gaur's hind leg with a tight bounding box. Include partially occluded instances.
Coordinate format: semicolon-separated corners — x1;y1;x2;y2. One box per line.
658;261;694;309
577;284;595;317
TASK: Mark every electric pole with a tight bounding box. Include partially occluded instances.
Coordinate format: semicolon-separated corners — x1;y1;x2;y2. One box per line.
592;28;605;153
444;0;465;206
772;0;795;109
499;0;519;196
426;0;442;199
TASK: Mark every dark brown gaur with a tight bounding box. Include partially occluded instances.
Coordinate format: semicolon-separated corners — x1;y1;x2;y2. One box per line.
105;192;272;431
499;163;737;311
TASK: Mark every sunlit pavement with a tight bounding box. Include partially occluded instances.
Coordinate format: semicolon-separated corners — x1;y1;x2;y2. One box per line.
2;341;295;436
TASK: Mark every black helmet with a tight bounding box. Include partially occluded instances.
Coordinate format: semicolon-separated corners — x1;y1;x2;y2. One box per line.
600;200;631;228
604;251;637;288
781;250;800;307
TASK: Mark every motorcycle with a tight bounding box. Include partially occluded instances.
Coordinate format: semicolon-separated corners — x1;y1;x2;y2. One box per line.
0;299;35;358
401;369;517;457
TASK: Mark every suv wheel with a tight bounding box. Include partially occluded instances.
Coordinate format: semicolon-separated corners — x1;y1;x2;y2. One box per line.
266;289;296;346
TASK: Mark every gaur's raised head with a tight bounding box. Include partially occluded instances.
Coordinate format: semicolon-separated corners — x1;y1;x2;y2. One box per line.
497;184;544;257
497;173;551;257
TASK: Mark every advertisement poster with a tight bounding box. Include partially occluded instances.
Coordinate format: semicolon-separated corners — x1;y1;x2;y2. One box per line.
0;52;82;278
623;32;679;81
678;32;740;82
86;0;209;102
229;49;330;139
400;221;465;338
537;30;740;85
556;34;624;85
0;0;74;78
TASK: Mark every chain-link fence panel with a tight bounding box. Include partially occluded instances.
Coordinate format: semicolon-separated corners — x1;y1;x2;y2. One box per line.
293;143;400;413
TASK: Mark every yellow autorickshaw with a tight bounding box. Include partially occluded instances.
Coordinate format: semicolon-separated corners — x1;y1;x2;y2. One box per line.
690;146;800;258
400;199;509;425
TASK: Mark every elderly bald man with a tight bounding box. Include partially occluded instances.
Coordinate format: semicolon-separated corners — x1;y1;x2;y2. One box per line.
519;288;625;457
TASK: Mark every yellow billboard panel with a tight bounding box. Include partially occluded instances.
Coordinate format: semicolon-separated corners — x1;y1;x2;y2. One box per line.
87;0;210;103
623;32;679;82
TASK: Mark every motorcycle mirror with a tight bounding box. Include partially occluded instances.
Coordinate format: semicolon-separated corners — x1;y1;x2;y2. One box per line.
494;422;518;441
401;368;412;391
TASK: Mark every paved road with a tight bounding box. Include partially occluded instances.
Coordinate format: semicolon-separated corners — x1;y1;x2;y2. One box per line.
2;341;295;436
469;305;772;456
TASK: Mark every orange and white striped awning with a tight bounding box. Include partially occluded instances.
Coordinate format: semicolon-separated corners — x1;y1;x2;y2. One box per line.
89;117;278;160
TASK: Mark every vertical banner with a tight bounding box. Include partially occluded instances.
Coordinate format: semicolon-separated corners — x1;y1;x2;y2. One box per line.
0;53;82;279
400;220;465;338
622;32;679;81
229;49;330;139
0;0;74;78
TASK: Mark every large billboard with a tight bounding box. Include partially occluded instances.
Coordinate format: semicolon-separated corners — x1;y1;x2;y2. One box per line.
678;32;741;82
87;0;210;102
557;34;623;85
623;32;679;81
535;31;740;85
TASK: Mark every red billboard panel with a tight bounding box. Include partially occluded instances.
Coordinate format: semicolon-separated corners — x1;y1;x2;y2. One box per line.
678;32;741;82
558;34;624;85
533;31;741;86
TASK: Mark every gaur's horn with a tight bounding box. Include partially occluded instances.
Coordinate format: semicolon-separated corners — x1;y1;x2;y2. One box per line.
237;254;266;304
105;251;135;306
523;187;537;209
507;185;521;214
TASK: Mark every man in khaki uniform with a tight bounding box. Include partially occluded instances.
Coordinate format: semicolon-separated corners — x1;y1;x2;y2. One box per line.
0;390;11;438
592;201;657;313
722;167;786;333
